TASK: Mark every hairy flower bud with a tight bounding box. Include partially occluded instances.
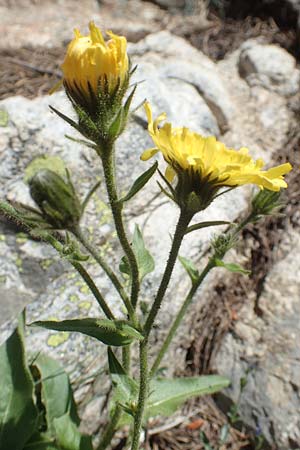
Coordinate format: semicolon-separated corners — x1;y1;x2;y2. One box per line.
29;169;82;230
61;22;129;113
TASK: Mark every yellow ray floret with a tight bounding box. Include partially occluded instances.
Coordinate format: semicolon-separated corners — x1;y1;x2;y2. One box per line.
141;102;292;192
61;22;129;95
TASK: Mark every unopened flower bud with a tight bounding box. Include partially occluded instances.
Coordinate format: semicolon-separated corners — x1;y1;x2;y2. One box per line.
251;189;283;221
29;169;82;230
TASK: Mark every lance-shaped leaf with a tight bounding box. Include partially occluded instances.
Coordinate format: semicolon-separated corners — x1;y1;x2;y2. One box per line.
53;413;93;450
0;316;38;450
108;348;138;406
178;255;199;284
146;375;230;418
119;162;158;203
185;221;231;235
31;318;143;347
32;353;79;435
215;259;251;275
120;225;154;281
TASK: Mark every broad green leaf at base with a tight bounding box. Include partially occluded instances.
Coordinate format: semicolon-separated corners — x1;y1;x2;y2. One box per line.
0;316;38;450
146;375;230;418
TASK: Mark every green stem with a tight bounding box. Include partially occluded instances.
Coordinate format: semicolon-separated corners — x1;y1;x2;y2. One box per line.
45;234;115;320
73;227;136;323
150;210;256;376
122;345;131;373
131;340;148;450
71;261;115;320
150;259;215;377
144;209;192;337
101;148;140;310
96;405;122;450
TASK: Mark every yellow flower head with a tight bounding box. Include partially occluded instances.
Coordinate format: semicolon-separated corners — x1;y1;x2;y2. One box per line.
141;102;292;212
61;22;129;97
141;102;291;211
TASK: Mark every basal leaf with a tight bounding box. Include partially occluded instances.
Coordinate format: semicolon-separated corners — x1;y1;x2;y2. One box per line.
146;375;230;418
215;259;251;275
53;413;93;450
32;353;79;435
24;432;59;449
0;315;38;450
31;318;143;347
119;162;158;203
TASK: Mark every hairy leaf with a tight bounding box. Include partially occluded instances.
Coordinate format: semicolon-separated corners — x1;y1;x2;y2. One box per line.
0;316;38;450
215;259;251;275
120;225;155;281
146;375;230;418
31;318;143;347
119;162;158;203
178;255;199;284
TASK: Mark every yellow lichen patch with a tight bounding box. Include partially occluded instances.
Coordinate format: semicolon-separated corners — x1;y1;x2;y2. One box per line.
24;155;66;184
47;332;70;347
80;285;90;294
40;259;54;270
16;233;28;244
78;301;92;310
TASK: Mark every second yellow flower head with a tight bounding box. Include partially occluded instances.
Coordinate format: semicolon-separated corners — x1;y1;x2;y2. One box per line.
142;102;292;193
62;22;129;97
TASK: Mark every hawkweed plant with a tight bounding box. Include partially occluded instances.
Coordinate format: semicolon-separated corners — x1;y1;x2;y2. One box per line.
0;22;292;450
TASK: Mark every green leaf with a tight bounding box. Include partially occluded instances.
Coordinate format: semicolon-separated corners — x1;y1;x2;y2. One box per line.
32;353;79;435
108;107;124;138
24;432;59;449
178;255;199;284
65;135;98;151
120;225;155;281
53;413;93;450
31;318;143;346
123;84;137;119
108;348;138;406
119;162;158;203
215;259;251;275
185;221;231;235
146;375;230;418
0;316;38;450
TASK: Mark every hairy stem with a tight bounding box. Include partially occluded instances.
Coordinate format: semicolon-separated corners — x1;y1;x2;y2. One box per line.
73;226;136;323
45;234;115;320
96;406;122;450
150;260;215;377
131;340;148;450
101;148;140;312
150;210;256;376
71;261;116;320
144;209;192;337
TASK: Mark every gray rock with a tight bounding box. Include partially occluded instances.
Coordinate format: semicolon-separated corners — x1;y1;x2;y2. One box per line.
213;230;300;448
130;31;234;131
239;40;300;96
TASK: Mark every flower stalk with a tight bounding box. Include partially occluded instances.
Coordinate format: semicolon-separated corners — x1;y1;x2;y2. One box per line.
101;146;140;312
72;226;136;323
144;208;193;337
